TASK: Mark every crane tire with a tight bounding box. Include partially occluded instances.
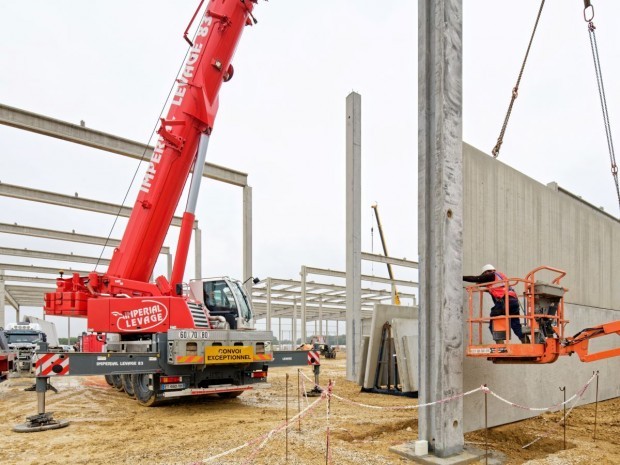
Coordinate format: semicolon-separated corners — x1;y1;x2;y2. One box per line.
104;375;114;386
121;374;135;398
111;374;124;391
132;373;159;407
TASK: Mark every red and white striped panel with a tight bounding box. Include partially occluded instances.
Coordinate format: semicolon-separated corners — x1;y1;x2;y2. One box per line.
34;353;70;376
307;351;320;366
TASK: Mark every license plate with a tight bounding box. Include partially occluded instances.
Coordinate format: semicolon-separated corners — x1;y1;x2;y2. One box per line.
178;330;210;339
161;383;185;390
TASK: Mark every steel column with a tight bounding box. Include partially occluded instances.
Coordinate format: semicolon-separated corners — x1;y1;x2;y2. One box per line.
300;266;307;343
194;224;202;279
266;278;272;331
278;317;282;348
292;299;297;346
319;296;323;339
243;185;253;297
0;270;5;328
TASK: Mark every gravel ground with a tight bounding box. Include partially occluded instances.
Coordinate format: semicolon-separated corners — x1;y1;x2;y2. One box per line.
0;356;618;465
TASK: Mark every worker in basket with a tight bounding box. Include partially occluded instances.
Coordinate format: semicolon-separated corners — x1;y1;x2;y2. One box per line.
463;264;529;344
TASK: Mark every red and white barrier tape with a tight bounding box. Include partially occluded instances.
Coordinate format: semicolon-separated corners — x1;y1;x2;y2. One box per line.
325;380;334;464
331;386;483;410
301;370;598;415
521;374;596;449
195;371;598;463
195;392;325;464
240;389;328;465
484;372;597;412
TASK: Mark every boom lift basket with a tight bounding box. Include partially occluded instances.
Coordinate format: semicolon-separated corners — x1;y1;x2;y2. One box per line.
466;266;569;364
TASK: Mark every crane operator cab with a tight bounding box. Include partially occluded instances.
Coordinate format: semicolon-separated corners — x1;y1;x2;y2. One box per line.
189;277;254;330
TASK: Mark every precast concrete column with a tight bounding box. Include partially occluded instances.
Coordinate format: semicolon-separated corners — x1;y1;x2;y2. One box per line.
243;185;253;297
266;278;272;331
300;266;307;343
319;296;323;338
278;317;282;348
418;0;464;458
194;224;202;279
0;270;5;328
166;253;173;280
336;320;339;345
292;298;298;346
345;91;362;382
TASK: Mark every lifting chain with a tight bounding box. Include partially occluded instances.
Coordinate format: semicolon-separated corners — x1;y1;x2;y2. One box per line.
492;0;546;158
584;0;620;215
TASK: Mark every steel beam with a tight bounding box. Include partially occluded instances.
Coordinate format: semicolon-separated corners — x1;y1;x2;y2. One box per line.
0;247;110;266
5;288;20;313
4;275;56;285
6;285;55;294
0;222;170;254
0;263;91;275
418;0;464;457
361;252;418;269
305;266;418;289
0;103;248;187
0;183;185;227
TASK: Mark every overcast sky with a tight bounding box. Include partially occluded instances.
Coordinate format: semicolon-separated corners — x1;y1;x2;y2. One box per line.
1;1;619;338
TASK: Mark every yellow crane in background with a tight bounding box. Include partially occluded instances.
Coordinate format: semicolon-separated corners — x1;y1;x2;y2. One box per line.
371;202;401;305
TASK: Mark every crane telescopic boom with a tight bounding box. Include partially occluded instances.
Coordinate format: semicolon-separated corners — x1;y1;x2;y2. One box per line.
45;0;258;319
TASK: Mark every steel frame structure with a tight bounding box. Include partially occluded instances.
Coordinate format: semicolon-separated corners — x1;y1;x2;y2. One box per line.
0;104;248;328
0;103;418;345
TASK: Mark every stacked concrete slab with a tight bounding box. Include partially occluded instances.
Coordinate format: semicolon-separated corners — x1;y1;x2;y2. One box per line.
360;304;418;393
462;143;620;431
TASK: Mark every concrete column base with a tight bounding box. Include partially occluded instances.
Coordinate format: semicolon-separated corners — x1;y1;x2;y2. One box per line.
390;444;505;464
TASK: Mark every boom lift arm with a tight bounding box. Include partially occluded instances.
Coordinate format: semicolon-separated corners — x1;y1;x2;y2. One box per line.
562;320;620;362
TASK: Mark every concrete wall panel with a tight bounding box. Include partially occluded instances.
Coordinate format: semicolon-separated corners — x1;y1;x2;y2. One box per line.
392;318;419;393
463;143;620;309
462;143;620;432
363;304;417;389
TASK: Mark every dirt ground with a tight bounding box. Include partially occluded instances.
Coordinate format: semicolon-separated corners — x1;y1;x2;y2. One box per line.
1;357;618;465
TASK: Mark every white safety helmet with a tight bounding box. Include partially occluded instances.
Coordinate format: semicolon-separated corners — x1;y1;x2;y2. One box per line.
481;264;496;273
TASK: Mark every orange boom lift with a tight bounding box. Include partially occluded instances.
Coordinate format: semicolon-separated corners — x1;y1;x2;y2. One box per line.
466;266;620;364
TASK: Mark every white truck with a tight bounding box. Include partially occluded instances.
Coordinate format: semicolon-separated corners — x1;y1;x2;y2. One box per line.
4;317;59;374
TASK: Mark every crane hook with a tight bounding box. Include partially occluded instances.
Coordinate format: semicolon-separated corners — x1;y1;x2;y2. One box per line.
583;0;594;23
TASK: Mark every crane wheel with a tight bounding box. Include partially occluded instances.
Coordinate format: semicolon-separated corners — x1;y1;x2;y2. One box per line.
111;374;124;391
131;373;159;407
217;391;243;399
104;375;114;386
121;374;135;398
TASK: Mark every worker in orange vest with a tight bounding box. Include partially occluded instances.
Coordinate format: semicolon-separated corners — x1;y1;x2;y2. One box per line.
463;264;529;343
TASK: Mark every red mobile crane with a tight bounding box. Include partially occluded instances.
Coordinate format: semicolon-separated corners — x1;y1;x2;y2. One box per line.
24;0;273;419
466;266;620;364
